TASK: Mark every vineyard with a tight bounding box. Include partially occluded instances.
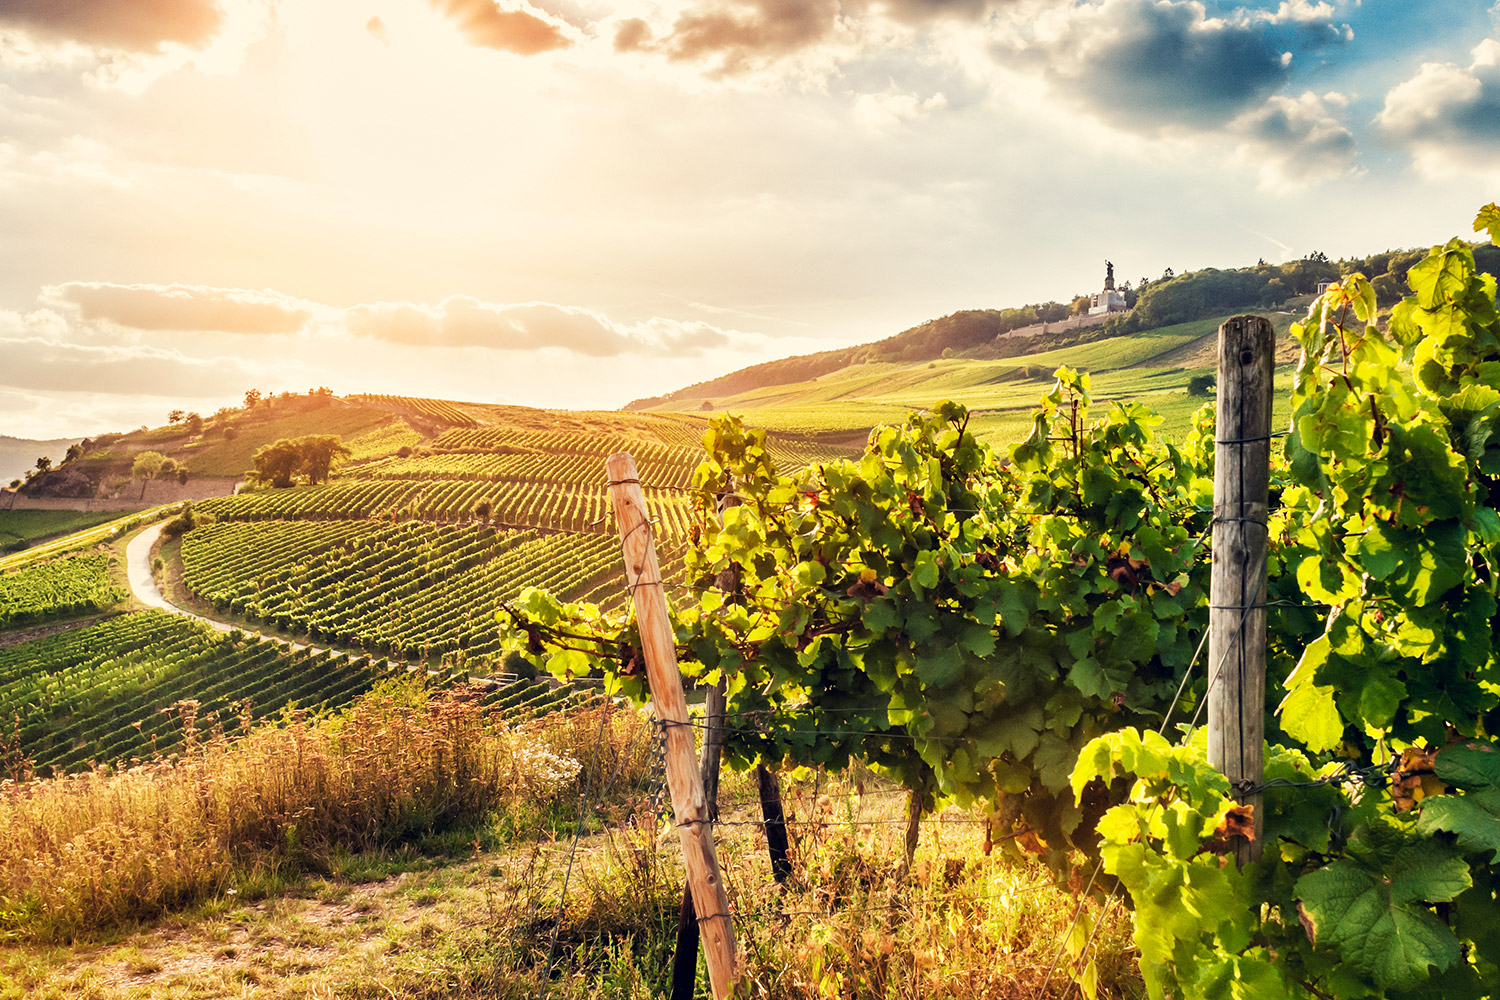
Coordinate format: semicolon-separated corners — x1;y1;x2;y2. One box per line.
498;211;1500;1000
0;611;391;771
343;394;482;427
0;553;126;628
196;478;698;537
179;520;653;662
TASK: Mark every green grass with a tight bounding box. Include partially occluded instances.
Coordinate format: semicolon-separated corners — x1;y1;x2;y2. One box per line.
672;312;1302;447
0;510;124;553
179;407;394;477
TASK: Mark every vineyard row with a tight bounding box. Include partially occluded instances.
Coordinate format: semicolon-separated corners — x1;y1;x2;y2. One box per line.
178;520;646;663
197;479;696;538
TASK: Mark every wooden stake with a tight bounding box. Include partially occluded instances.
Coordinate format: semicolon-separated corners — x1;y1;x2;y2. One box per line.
670;679;726;1000
1208;315;1274;866
607;453;737;999
757;764;792;885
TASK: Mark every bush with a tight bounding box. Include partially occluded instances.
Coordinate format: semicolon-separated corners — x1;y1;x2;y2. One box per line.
1187;374;1216;397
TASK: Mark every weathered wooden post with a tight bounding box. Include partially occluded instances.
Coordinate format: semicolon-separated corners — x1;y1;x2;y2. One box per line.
670;678;726;1000
1208;315;1274;866
607;453;737;1000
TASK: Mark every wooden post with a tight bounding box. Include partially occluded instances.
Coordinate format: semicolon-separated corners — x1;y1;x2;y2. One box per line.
756;763;792;885
670;679;726;1000
607;453;737;999
1208;315;1274;866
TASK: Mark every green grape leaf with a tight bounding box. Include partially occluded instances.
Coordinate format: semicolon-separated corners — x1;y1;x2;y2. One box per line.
1416;788;1500;861
1295;839;1470;991
1435;739;1500;789
1475;202;1500;245
1278;639;1344;752
1407;241;1472;311
911;550;939;590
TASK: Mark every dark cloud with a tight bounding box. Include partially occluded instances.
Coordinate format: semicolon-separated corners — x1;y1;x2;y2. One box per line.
0;0;224;52
1010;0;1295;130
428;0;572;55
1377;41;1500;161
0;337;253;396
344;296;731;356
47;282;312;335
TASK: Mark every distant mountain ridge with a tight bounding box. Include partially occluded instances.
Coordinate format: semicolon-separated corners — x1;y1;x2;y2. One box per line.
0;436;80;486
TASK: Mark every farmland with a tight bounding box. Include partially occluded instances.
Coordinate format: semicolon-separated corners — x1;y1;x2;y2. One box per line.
0;553;126;628
179;520;634;662
0;611;391;772
9;235;1500;1000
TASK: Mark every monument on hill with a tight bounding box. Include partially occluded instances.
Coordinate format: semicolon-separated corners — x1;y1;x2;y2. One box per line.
1089;260;1128;316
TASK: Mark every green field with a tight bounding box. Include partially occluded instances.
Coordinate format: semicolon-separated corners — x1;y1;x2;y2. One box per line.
665;312;1300;446
0;509;124;553
0;553;127;628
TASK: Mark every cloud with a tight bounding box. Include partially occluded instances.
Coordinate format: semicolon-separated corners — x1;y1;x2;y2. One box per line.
1377;39;1500;173
45;282;314;335
1004;0;1306;130
428;0;572;55
0;332;254;398
34;281;737;357
0;0;225;53
616;0;844;73
1232;90;1357;184
367;17;391;46
344;296;732;356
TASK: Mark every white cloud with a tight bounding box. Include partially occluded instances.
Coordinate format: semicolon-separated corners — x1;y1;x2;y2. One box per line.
1377;38;1500;176
45;281;316;334
1231;90;1358;187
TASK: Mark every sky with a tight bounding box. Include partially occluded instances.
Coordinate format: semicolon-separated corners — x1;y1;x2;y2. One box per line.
0;0;1497;439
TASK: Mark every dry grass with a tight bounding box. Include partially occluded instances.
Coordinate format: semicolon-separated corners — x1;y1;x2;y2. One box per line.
0;695;1140;999
0;681;642;944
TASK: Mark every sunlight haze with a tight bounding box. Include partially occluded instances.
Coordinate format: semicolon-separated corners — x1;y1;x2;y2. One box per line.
1;0;1496;436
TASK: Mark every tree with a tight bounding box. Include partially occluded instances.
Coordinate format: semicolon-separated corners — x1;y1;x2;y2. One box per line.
168;409;184;424
246;435;349;488
176;466;190;486
243;389;262;410
33;457;51;474
248;440;301;488
63;443;83;465
1187;374;1216;396
186;412;203;434
296;435;350;484
131;451;167;498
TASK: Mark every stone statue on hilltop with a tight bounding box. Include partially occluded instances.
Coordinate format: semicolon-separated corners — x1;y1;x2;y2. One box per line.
1105;260;1115;290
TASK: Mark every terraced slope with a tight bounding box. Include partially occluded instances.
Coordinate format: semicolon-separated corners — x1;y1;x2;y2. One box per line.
0;611;393;771
179;521;643;663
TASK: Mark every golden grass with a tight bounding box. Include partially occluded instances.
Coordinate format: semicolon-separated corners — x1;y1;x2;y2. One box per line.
0;683;645;944
0;694;1139;998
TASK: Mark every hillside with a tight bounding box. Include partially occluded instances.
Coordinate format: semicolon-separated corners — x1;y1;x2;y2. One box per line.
630;241;1500;413
633;310;1303;447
